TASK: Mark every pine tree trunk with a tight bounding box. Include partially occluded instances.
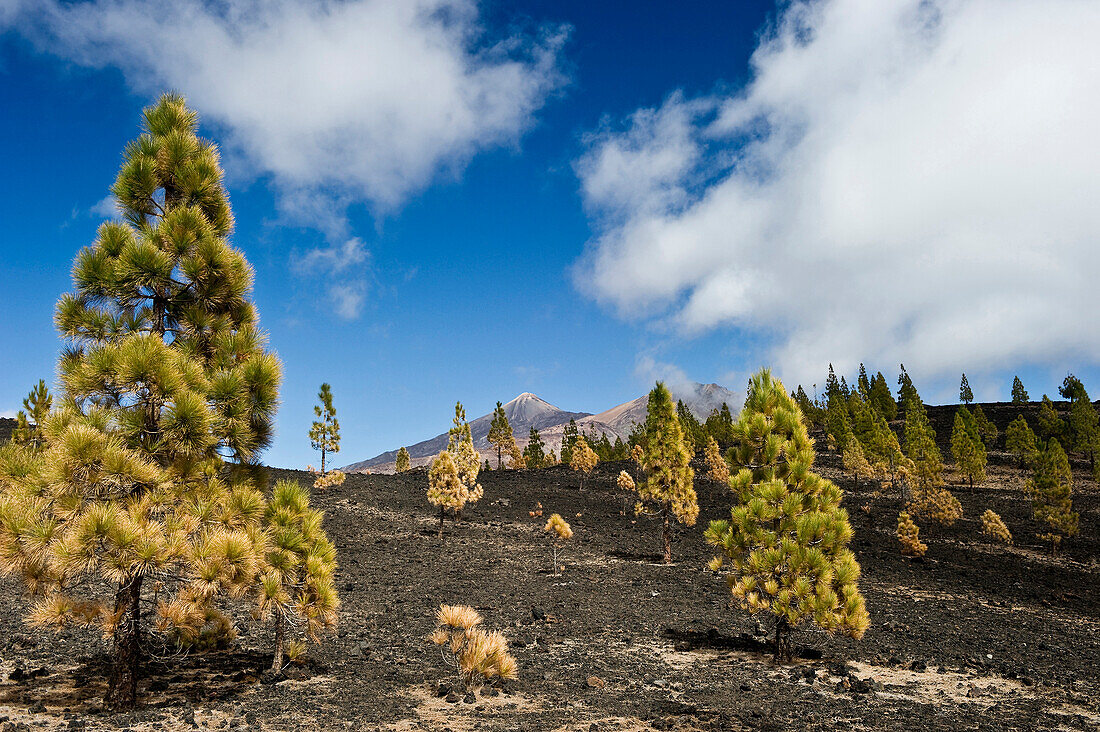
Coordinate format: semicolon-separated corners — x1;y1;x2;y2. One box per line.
662;508;672;565
105;576;144;711
270;612;284;672
774;616;792;662
497;446;503;470
439;505;445;539
321;448;326;475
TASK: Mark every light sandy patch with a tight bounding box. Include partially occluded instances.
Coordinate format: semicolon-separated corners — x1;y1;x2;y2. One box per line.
552;716;707;732
385;682;543;732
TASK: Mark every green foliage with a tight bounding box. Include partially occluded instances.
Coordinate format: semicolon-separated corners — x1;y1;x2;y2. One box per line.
1028;440;1078;552
857;364;870;399
1036;395;1064;442
1011;376;1029;404
1061;378;1099;471
12;380;52;450
257;480;339;671
705;402;737;444
309;383;340;474
395;446;411;473
705;369;869;661
897;365;920;415
868;372;897;422
559;418;579;464
487;401;515;470
676;400;706;453
636;382;697;564
0;94;282;710
1005;416;1039;469
959;373;973;404
522;427;547;469
904;403;943;489
791;387;822;429
951;408;986;487
1059;374;1087;403
971;405;998;448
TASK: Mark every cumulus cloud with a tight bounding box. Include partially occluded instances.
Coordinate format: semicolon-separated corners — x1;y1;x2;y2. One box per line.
293;237;371;320
8;0;566;230
634;354;692;392
575;0;1100;386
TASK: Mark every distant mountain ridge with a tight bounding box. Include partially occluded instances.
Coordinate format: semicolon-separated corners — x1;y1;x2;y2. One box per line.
342;382;741;473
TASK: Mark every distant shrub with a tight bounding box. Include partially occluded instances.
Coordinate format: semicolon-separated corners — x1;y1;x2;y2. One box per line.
896;512;927;557
429;605;517;691
428;450;483;538
570;436;598;487
395;446;411;473
704;436;730;484
907;485;963;526
616;470;636;515
980;509;1012;545
1005;416;1039;469
313;469;346;490
544;514;573;576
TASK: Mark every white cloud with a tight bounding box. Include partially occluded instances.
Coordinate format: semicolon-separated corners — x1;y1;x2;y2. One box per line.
575;0;1100;387
9;0;566;230
89;195;118;219
293;237;371;319
0;409;17;420
634;354;692;392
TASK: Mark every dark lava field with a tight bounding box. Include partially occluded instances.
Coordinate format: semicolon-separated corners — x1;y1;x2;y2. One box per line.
1;434;1098;731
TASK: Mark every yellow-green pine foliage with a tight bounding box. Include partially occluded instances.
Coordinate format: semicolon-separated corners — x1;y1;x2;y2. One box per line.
896;512;927;557
1011;376;1029;404
522;428;547;469
446;402;483;499
257;480;339;671
1064;380;1099;475
395;446;411;473
429;605;517;689
1005;416;1039;469
1028;439;1078;552
309;383;340;475
951;408;986;486
569;435;599;484
12;380;52;449
544;513;573;576
636;382;697;564
487;401;515;470
705;369;869;660
704;436;730;483
1036;395;1064;442
868;371;897;421
972;406;998;449
904;402;943;489
980;509;1013;545
0;94;281;710
842;436;874;485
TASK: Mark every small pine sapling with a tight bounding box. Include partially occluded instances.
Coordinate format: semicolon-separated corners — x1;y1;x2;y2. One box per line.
427;450;483;539
313;469;346;490
705;369;868;661
972;406;998;449
1011;376;1029;404
980;509;1012;545
570;435;598;488
616;470;636;515
704;436;730;484
395;446;411;473
959;374;973;405
951;409;986;487
896;512;927;557
257;480;340;672
11;380;51;450
842;436;875;487
1036;396;1064;442
429;605;517;691
543;514;573;576
1028;440;1078;553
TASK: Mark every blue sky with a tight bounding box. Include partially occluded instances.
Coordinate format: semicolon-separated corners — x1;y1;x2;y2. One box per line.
1;1;1098;469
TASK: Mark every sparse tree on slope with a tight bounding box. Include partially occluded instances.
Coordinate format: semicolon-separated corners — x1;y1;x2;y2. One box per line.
869;372;898;422
523;427;546;469
569;435;598;488
705;369;869;661
0;94;281;710
487;401;515;470
704;436;730;484
960;374;973;405
951;409;986;487
636;383;697;564
395;446;411;473
1029;440;1078;553
1036;395;1064;442
309;383;340;475
12;380;52;450
257;480;339;671
896;512;927;557
980;509;1013;545
1005;416;1039;469
897;365;920;415
905;402;943;492
1011;376;1029;404
559;418;579;464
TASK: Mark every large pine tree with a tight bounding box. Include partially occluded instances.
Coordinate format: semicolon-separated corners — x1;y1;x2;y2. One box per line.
706;369;869;660
0;94;281;709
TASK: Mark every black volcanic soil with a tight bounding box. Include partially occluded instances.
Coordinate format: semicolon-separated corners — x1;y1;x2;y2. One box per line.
1;443;1098;731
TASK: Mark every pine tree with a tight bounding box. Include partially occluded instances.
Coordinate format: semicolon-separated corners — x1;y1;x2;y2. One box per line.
1005;416;1039;469
704;436;730;484
1028;440;1078;552
522;427;546;469
560;418;579;464
951;409;986;487
971;405;998;449
543;514;573;576
569;435;598;488
792;386;820;428
11;380;52;450
395;446;411;473
1011;376;1029;404
427;449;482;539
1064;380;1099;473
677;400;705;451
257;480;339;671
896;512;927;557
904;403;943;491
0;94;281;710
959;374;973;405
309;383;340;475
857;363;870;398
705;402;736;444
842;436;875;487
1036;395;1064;442
868;372;898;421
635;382;697;564
1059;373;1087;402
705;369;869;661
487;401;514;470
897;365;920;415
980;509;1013;545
